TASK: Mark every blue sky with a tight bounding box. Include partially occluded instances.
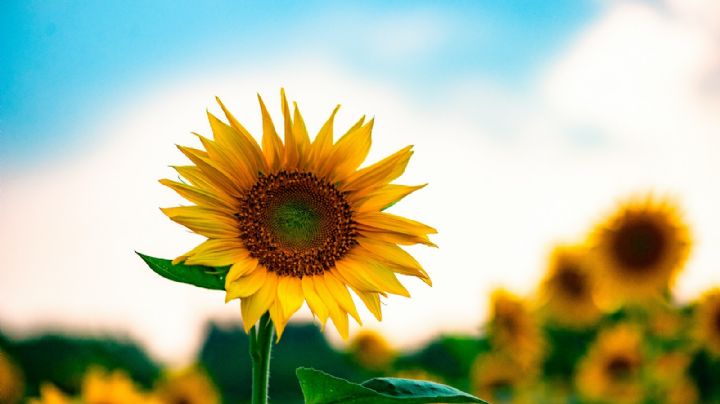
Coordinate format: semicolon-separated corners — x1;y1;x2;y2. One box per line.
0;0;598;168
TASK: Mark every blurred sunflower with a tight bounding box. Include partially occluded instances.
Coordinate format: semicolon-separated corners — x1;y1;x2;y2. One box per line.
694;288;720;356
649;351;698;404
647;302;685;339
27;384;71;404
590;196;691;304
0;351;24;404
538;244;601;328
575;324;645;404
161;91;434;339
470;353;531;404
488;289;544;371
348;329;395;371
81;367;151;404
153;366;219;404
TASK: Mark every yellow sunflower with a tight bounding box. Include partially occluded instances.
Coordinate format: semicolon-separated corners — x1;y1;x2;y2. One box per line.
27;384;71;404
694;288;720;356
348;329;395;371
589;196;691;304
0;350;23;404
487;289;544;371
470;353;531;404
161;91;434;339
575;324;645;404
153;366;219;404
648;351;698;404
81;367;151;404
538;244;602;328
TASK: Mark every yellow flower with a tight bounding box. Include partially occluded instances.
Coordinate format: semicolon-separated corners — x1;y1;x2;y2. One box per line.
488;289;544;371
153;366;219;404
589;196;691;304
538;244;602;328
81;367;151;404
0;350;23;404
27;383;71;404
470;353;531;404
575;324;645;404
648;351;698;404
348;329;395;371
694;288;720;356
161;91;435;339
647;302;685;339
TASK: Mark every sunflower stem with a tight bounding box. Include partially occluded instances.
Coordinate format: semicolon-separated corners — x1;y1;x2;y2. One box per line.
250;312;274;404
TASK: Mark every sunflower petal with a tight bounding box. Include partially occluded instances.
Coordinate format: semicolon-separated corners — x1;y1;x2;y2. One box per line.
328;118;373;181
324;271;361;324
356;184;427;212
240;272;278;332
215;97;266;170
310;105;340;172
159;179;236;212
257;94;284;171
161;206;239;239
292;102;311;153
314;276;350;339
277;276;305;320
356;239;431;285
280;89;300;169
226;258;260;284
334;259;385;293
193;133;255;189
349;256;411;297
351;287;383;321
207;112;266;175
269;300;288;340
302;275;329;325
177;238;248;267
176;145;241;198
226;267;268;302
342;146;413;195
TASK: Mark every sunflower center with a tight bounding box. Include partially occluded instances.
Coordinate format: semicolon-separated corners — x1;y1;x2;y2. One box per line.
557;266;587;298
605;356;634;381
236;170;357;277
612;219;666;271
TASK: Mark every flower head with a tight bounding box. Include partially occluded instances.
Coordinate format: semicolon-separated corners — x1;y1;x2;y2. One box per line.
0;350;24;404
161;91;435;338
153;366;219;404
538;244;601;328
590;196;691;304
348;329;395;371
694;288;720;356
487;289;544;372
81;367;151;404
471;353;531;404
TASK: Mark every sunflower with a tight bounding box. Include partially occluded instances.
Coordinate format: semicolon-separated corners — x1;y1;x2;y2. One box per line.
470;353;531;404
648;351;698;404
0;351;24;404
161;91;434;339
589;196;691;304
348;329;395;371
538;244;601;328
694;288;720;356
81;367;151;404
27;384;71;404
487;289;544;371
153;366;219;404
575;324;645;404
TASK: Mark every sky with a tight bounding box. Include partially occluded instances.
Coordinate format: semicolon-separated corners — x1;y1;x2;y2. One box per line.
1;0;720;365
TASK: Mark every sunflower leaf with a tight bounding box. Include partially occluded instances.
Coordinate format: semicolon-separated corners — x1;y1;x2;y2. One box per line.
136;252;229;291
296;367;487;404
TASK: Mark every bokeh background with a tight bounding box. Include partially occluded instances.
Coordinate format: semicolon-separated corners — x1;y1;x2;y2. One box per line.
2;0;720;402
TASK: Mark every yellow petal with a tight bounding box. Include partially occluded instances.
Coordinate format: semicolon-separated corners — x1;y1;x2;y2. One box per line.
277;276;305;320
355;212;437;236
351;287;383;321
302;276;329;325
356;239;431;285
159;179;236;212
309;105;340;172
225;257;259;285
226;267;268;302
355;184;427;212
334;258;385;293
292;102;311;158
161;207;239;239
358;228;437;247
269;300;288;340
193;133;255;189
344;254;411;297
328;119;374;181
176;238;248;267
207;111;265;175
215;97;267;171
240;272;278;332
257;94;284;171
176;145;241;198
342;146;413;195
281;89;299;169
324;271;361;324
314;276;349;339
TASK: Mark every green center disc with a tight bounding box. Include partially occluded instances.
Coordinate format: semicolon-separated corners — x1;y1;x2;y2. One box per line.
270;200;322;248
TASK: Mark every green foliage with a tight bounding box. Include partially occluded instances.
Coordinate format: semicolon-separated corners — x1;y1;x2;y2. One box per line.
136;252;228;290
296;367;487;404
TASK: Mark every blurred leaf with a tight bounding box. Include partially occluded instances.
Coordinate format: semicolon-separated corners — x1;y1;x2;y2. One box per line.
296;367;487;404
136;252;228;290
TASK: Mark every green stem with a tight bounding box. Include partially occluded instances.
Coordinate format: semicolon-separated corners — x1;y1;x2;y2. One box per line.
250;312;274;404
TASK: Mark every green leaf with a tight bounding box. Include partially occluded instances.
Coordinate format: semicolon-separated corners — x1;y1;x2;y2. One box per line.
135;252;229;290
296;367;487;404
